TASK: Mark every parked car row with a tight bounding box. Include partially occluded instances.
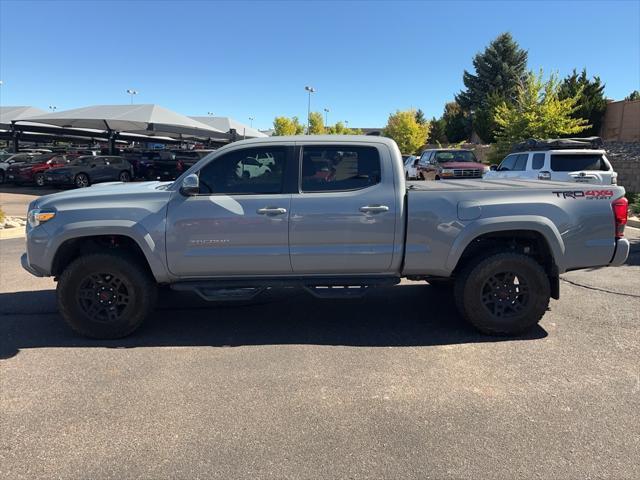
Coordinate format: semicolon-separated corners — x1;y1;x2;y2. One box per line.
0;148;216;187
403;138;618;186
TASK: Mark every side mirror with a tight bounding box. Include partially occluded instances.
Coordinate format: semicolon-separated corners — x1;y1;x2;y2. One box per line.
180;173;200;196
489;165;498;171
91;164;97;168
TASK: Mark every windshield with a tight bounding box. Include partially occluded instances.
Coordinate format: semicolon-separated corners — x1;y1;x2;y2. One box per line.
434;151;477;163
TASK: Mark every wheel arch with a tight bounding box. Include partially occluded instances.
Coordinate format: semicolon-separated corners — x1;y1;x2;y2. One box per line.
47;224;170;283
447;217;565;276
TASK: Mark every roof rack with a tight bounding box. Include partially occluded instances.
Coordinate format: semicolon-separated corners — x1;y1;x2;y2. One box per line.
511;137;604;152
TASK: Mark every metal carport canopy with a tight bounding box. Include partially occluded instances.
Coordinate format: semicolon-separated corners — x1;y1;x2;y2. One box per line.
19;104;230;140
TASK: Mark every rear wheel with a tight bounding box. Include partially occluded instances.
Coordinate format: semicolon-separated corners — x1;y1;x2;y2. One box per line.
454;252;550;335
119;171;131;182
75;173;90;188
57;252;157;339
34;173;45;187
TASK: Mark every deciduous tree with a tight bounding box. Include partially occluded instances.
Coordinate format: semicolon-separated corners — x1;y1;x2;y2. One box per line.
272;116;305;136
492;70;589;161
382;110;430;154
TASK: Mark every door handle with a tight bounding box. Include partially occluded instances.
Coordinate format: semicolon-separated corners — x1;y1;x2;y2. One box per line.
360;205;389;214
257;207;287;215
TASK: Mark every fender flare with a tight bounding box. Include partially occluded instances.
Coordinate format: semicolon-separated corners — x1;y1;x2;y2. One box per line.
445;215;566;273
45;220;170;282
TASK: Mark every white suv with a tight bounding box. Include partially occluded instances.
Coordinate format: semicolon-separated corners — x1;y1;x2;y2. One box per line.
484;138;618;185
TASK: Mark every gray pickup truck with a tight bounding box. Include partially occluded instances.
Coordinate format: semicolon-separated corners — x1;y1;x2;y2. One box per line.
22;136;630;338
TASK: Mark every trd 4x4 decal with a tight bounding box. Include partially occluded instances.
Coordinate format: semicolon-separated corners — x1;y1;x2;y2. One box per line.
552;190;614;199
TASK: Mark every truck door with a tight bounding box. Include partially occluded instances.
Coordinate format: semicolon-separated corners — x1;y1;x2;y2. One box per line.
165;146;294;277
289;144;397;274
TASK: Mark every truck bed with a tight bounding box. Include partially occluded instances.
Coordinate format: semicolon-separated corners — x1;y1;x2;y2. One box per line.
406;178;600;191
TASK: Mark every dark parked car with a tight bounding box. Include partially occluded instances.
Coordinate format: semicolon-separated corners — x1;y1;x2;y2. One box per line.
416;149;488;180
44;155;133;188
142;149;215;180
175;149;215;176
5;153;78;186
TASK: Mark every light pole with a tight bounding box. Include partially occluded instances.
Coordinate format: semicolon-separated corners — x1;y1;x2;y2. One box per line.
304;85;316;134
49;105;57;112
323;108;329;127
248;116;254;128
126;89;138;104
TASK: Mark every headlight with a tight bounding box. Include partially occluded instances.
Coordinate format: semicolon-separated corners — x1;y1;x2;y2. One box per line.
483;165;490;172
27;209;56;228
441;169;454;176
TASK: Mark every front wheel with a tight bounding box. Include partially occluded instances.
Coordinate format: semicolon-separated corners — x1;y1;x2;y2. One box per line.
57;252;158;338
119;171;131;182
454;252;550;335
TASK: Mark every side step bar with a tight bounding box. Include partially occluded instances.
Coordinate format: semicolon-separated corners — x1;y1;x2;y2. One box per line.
170;276;400;301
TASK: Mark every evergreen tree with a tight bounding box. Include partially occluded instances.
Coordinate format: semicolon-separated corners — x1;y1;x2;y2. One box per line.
415;109;426;125
558;68;607;136
426;117;447;145
456;32;528;141
456;32;528;110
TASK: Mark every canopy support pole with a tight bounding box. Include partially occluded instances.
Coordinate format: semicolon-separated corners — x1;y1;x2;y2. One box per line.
10;122;19;153
108;129;117;154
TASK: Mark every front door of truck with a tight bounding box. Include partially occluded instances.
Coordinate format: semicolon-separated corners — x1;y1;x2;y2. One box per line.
165;146;294;277
289;144;397;274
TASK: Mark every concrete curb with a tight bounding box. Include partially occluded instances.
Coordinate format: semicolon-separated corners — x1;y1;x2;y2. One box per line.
628;218;640;229
0;227;25;240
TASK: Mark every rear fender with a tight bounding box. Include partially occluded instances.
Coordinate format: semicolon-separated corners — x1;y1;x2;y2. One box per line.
446;216;566;273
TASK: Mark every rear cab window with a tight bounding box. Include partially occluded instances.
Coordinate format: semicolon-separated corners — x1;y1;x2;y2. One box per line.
550;153;610;172
300;146;381;192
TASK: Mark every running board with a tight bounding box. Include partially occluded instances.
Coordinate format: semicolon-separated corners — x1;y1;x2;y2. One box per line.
170;276;400;301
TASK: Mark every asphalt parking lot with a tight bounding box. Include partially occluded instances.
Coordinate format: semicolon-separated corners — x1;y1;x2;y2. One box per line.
1;189;639;479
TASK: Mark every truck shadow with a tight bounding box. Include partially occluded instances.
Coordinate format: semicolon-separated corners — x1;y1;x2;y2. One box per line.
0;284;547;359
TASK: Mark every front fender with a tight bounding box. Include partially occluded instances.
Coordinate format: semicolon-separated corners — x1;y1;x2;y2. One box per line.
42;219;170;283
445;215;566;273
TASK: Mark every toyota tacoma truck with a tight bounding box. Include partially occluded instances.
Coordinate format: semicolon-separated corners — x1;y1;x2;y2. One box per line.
21;136;630;339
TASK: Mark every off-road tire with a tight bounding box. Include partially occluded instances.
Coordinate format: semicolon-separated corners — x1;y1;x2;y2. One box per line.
57;252;157;339
454;252;550;336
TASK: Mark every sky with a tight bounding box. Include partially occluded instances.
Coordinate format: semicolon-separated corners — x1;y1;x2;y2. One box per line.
0;0;639;130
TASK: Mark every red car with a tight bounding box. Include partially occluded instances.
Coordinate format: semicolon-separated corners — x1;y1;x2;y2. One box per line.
416;149;488;180
5;153;78;186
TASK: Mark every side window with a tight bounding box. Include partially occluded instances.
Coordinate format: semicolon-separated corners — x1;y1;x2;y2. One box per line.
92;158;106;166
198;147;286;195
513;153;528;171
550;154;608;172
531;153;545;170
301;146;381;192
498;154;517;171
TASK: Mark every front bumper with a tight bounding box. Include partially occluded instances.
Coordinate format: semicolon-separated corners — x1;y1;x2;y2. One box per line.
609;238;630;266
21;252;46;277
5;172;33;183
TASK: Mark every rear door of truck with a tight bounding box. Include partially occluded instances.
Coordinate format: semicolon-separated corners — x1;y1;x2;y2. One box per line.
288;142;398;274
